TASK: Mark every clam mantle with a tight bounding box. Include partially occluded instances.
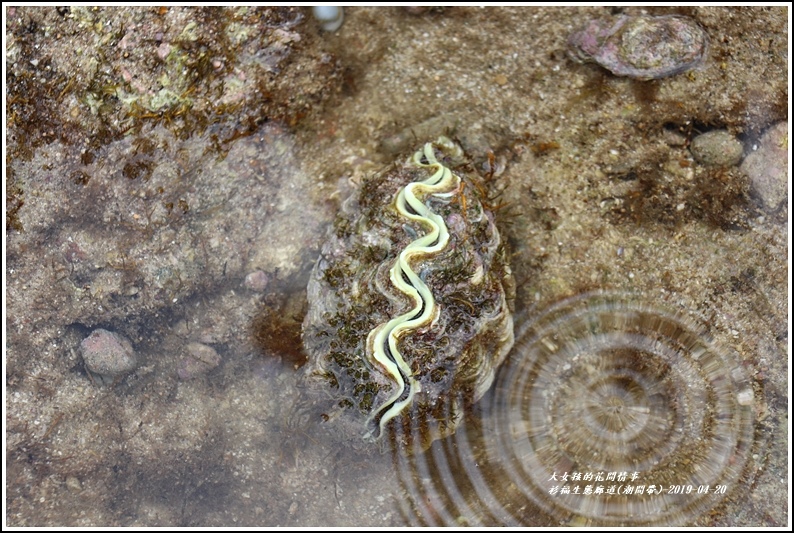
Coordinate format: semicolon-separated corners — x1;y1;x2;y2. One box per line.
302;138;515;448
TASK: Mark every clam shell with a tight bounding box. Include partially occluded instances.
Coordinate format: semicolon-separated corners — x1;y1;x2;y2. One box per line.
302;138;515;448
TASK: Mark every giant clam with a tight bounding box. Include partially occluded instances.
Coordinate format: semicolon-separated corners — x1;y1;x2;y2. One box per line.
302;138;514;449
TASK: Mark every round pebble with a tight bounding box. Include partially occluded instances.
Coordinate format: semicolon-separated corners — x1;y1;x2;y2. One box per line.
243;270;269;292
80;329;137;377
312;6;344;32
177;342;222;380
690;130;744;166
65;476;82;492
741;121;788;210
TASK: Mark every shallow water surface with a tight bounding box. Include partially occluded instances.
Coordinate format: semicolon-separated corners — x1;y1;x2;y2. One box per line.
5;6;788;527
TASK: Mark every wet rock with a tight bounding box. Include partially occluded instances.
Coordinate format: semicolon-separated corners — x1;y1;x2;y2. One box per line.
177;342;222;380
65;476;82;492
312;6;344;32
741;122;788;211
690;130;744;166
568;15;708;80
80;329;137;380
662;128;688;147
244;270;270;292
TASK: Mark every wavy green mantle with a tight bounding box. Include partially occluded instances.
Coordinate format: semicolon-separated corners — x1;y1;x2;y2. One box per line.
302;136;514;449
365;138;462;440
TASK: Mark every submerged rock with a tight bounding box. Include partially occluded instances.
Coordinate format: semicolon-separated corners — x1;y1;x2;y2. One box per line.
80;329;137;382
177;342;222;380
741;121;788;211
568;14;709;80
690;130;744;167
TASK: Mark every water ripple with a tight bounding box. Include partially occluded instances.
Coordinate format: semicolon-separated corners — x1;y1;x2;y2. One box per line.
394;293;756;526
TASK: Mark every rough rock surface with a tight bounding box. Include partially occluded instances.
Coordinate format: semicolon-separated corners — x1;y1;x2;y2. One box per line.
741;121;788;210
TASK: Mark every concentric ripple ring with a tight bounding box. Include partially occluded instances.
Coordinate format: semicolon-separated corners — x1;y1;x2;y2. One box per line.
395;293;756;526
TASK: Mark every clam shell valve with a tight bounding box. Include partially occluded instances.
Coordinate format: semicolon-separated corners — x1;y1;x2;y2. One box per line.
302;138;515;448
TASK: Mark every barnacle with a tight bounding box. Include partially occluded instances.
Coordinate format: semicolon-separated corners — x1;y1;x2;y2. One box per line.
302;137;514;448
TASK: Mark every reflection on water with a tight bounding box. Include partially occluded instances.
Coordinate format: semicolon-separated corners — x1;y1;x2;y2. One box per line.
391;293;756;526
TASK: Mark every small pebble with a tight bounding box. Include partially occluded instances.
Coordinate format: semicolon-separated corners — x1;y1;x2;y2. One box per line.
244;270;269;291
741;121;788;210
313;6;344;32
80;329;137;379
65;476;82;492
177;342;222;380
156;42;171;60
661;128;687;147
690;130;744;167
